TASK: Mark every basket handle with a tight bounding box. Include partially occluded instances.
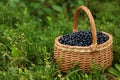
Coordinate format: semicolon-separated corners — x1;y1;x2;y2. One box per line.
73;6;97;51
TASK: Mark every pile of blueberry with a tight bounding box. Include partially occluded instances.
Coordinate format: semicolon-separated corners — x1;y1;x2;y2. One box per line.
58;31;109;46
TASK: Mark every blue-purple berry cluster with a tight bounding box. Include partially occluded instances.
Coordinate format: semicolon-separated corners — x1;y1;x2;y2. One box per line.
59;31;109;46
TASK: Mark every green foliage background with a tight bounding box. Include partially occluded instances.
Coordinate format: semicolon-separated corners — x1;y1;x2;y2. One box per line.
0;0;120;79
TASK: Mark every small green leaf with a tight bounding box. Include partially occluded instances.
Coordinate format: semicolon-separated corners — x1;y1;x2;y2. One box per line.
24;68;29;74
29;72;33;80
66;77;70;80
85;73;88;79
38;10;44;16
44;7;52;14
115;64;120;72
108;67;120;77
30;3;40;9
18;68;23;75
23;7;28;15
78;0;84;5
10;46;19;58
52;5;62;12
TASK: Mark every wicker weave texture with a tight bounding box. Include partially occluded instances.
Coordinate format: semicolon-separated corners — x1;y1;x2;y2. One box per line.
54;6;113;73
54;39;113;73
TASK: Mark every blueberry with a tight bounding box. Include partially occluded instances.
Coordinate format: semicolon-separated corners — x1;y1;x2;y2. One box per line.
58;31;109;46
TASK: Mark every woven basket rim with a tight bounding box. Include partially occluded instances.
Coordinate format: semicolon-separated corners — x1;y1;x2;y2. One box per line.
55;31;112;52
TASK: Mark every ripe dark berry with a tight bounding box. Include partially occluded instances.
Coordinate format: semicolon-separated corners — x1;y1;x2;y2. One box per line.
58;31;109;46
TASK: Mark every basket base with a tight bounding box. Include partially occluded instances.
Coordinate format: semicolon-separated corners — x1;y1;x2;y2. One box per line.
54;45;113;73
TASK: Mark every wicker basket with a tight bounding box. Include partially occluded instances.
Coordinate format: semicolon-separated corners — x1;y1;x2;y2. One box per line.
54;6;113;73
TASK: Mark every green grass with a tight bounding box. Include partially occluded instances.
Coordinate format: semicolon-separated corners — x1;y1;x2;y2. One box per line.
0;0;120;80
